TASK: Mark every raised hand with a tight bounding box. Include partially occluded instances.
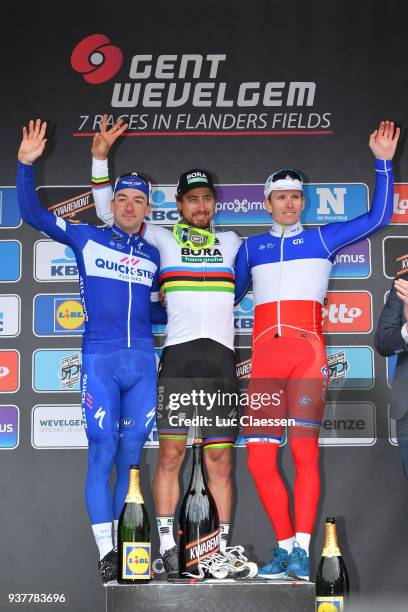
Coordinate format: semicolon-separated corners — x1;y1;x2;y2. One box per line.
369;120;400;160
18;119;47;164
91;113;128;160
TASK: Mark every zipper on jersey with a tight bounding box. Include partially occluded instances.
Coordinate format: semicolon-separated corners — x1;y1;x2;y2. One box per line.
127;237;132;348
277;226;285;336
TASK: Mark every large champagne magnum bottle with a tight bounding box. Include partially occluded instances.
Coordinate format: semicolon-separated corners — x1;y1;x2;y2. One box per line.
117;464;151;584
316;517;349;611
178;438;220;577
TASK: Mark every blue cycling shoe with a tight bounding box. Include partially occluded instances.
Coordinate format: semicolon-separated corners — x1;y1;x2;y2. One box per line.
257;547;289;579
285;543;310;581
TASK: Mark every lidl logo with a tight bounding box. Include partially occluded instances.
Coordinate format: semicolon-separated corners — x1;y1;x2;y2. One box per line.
0;241;21;282
34;294;85;336
55;300;85;331
322;292;372;333
316;598;343;611
0;405;19;449
123;543;151;578
0;351;20;393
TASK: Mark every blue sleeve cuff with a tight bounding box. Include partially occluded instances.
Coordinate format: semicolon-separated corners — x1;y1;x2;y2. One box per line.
375;159;392;172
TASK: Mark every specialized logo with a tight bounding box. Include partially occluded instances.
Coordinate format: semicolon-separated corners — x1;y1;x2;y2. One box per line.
0;351;19;393
234;294;254;334
32;404;87;449
94;407;106;429
0;241;21;282
123;543;151;578
322;292;372;333
391;184;408;223
71;34;123;84
331;239;370;279
0;405;19;449
55;299;85;331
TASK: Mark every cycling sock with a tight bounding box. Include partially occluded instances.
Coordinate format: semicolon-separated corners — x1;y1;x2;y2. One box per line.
220;523;230;552
278;536;295;553
92;522;113;560
295;532;311;553
157;515;176;555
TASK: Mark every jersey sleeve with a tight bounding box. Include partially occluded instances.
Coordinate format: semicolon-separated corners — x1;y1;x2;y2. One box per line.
319;159;393;258
91;157;114;226
234;239;252;305
149;250;167;325
17;161;86;250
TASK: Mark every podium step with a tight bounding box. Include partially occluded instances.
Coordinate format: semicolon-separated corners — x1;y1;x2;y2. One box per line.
106;579;316;611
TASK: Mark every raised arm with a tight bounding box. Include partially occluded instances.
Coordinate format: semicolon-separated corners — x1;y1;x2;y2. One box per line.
234;239;252;305
17;119;83;248
91;114;127;225
319;121;400;257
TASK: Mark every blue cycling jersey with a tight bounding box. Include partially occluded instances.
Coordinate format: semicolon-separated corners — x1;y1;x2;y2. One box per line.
17;161;165;354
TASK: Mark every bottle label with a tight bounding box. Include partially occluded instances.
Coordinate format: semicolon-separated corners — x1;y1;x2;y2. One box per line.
316;596;344;611
185;528;220;571
121;542;151;580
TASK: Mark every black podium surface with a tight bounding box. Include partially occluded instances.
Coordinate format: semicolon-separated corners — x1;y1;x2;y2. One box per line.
106;579;316;611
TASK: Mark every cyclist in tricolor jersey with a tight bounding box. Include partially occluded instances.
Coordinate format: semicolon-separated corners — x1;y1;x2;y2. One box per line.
234;121;400;581
17;120;165;584
91;116;248;578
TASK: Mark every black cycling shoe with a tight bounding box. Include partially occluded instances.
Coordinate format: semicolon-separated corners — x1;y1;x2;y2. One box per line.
162;545;179;579
98;548;118;584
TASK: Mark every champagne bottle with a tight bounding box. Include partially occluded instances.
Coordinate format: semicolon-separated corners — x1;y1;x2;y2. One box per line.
117;464;151;584
316;517;349;611
178;438;220;577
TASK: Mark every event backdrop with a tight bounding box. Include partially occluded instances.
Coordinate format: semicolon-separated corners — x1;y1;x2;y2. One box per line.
0;1;407;610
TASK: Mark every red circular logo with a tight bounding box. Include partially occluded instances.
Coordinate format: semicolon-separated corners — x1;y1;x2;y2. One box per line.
70;34;123;84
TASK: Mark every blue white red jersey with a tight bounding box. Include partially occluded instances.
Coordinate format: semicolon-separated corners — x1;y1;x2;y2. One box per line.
234;159;393;343
17;161;163;354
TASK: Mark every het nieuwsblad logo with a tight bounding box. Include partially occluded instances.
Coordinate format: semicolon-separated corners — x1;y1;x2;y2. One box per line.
71;34;123;84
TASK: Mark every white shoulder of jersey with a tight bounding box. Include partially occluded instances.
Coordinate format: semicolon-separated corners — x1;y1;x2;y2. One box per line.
144;223;172;247
215;229;242;253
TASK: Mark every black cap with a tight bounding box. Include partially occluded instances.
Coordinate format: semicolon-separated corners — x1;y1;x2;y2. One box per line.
176;168;215;198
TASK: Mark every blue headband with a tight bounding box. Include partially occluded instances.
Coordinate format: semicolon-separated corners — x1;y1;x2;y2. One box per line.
114;174;150;199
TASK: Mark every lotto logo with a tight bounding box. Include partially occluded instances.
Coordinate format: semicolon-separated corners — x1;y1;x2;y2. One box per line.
0;351;19;393
322;292;372;333
392;185;408;223
71;34;123;84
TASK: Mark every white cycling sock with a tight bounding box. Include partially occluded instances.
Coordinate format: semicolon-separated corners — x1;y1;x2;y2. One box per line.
92;522;113;560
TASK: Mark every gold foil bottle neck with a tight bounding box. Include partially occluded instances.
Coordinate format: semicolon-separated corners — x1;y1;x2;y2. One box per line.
125;467;144;504
322;522;341;557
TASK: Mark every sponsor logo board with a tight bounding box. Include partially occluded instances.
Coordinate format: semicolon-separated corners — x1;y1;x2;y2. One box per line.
319;402;376;446
31;404;87;449
382;236;408;279
34;240;78;282
330;239;370;279
326;346;374;389
0;241;21;282
0;351;20;393
33;294;85;337
0;405;19;449
0;188;22;228
0;295;21;337
322;291;372;334
33;349;82;392
391;184;408;224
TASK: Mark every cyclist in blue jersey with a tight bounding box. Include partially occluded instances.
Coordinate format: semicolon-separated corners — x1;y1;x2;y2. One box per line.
17;119;166;583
